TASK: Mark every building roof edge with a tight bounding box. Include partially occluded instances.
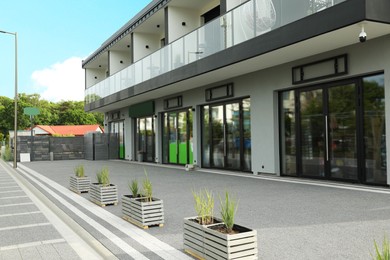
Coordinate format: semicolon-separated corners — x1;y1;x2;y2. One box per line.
82;0;168;67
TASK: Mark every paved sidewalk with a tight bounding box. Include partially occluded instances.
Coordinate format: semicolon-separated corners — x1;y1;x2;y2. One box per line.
0;160;103;260
10;159;390;259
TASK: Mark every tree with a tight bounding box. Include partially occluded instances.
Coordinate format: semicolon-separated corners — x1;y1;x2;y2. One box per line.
0;96;15;136
55;101;103;125
0;94;104;137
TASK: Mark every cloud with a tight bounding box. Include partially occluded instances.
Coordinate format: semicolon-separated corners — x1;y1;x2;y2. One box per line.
31;57;85;102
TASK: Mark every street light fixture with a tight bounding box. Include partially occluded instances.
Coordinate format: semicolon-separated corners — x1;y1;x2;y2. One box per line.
0;30;18;169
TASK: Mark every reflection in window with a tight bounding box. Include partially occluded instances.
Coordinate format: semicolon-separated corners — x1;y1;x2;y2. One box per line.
363;74;386;184
280;90;297;176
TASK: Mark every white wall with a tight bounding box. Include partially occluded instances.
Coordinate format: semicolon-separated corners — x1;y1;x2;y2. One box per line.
167;6;201;43
133;32;161;62
110;50;131;75
86;68;106;88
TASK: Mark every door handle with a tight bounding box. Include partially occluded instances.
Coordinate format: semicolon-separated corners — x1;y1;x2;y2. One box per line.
325;115;329;161
223;123;227;157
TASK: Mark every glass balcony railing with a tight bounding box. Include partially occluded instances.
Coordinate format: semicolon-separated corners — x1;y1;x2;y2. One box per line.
85;0;345;104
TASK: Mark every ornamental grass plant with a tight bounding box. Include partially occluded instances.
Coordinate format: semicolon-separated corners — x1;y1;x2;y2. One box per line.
128;179;139;198
142;170;153;202
372;236;390;260
219;191;238;234
96;167;110;186
74;164;85;177
192;188;214;225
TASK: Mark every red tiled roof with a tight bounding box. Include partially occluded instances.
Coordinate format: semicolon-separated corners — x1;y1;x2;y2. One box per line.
34;125;103;136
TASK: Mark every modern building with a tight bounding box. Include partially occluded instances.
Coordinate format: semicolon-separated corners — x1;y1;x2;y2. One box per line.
82;0;390;186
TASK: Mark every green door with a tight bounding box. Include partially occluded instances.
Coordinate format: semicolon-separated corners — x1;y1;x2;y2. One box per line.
163;109;193;165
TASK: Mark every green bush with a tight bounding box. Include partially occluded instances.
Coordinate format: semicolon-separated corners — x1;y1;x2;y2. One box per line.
2;146;13;162
96;167;110;186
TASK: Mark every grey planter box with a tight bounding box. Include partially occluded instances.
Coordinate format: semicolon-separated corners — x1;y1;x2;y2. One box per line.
69;176;90;194
183;217;222;260
204;223;258;260
122;195;164;229
90;183;118;206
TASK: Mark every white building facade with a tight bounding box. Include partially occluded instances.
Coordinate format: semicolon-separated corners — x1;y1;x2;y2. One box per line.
83;0;390;185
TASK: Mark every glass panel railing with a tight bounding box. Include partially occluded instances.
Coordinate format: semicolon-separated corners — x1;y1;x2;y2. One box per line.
171;38;184;69
85;0;345;104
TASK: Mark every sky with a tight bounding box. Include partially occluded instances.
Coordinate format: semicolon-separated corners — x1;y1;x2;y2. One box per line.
0;0;151;102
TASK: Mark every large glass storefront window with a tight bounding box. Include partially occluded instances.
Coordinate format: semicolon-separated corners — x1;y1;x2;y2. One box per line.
280;90;297;176
110;121;125;159
279;73;386;185
363;75;386;184
135;117;155;162
202;98;251;171
162;109;193;165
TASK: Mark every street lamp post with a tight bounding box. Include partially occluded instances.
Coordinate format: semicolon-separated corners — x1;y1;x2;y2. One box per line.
0;30;18;169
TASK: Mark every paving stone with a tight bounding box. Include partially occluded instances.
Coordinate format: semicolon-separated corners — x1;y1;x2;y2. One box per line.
19;246;41;260
52;243;82;260
0;204;39;216
0;213;46;229
0;190;25;199
0;225;60;247
0;196;31;206
36;244;61;260
0;248;22;260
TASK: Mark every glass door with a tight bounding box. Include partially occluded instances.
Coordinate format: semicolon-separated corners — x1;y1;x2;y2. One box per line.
162;109;193;165
298;83;358;180
202;98;251;171
328;84;358;180
281;74;386;185
299;88;325;177
110;121;125;159
136;117;155;162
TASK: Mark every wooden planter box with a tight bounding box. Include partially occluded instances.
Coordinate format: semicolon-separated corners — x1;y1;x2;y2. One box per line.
122;195;164;229
183;217;221;260
69;176;90;194
204;223;258;260
89;183;118;207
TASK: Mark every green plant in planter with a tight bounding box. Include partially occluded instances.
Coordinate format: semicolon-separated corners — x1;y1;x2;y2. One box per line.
219;191;238;234
192;188;214;225
142;170;153;202
74;165;85;177
128;179;139;198
372;235;390;260
96;167;110;186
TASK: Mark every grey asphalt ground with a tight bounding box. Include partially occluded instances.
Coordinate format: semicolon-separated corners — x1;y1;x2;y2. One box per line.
9;159;390;259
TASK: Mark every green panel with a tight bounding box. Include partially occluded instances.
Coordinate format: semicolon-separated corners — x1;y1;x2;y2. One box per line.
169;142;177;163
129;101;155;118
179;142;187;164
119;145;125;159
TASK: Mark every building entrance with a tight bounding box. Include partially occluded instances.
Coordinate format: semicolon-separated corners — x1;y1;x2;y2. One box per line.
201;98;251;171
280;74;386;185
109;121;125;159
162;109;193;165
135;117;155;162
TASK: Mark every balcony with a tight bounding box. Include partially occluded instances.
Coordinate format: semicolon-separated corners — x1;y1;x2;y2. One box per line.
85;0;346;104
